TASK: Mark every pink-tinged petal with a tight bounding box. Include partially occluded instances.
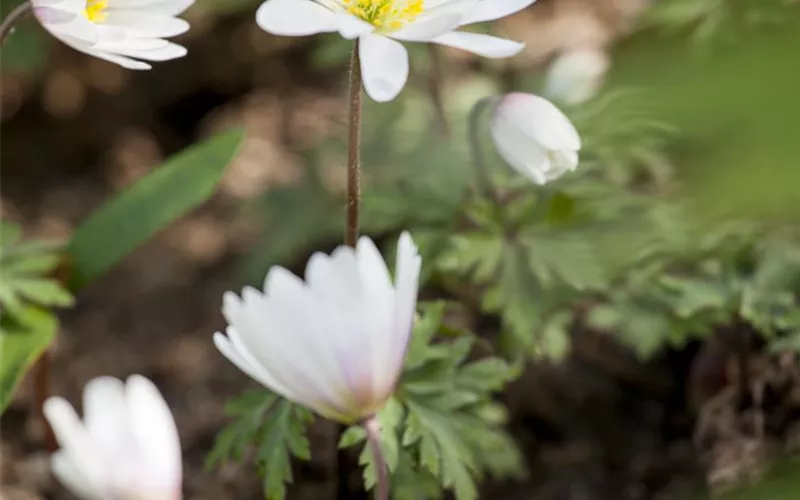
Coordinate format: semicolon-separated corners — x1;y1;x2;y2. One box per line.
359;34;409;102
432;31;524;58
389;12;461;42
256;0;338;37
460;0;536;25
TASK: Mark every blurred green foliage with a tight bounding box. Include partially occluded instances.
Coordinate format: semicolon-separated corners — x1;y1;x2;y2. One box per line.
0;220;69;411
67;129;243;289
0;131;242;413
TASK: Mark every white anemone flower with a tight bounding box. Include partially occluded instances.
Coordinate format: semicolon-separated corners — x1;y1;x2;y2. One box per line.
255;0;536;102
214;232;421;424
490;92;581;185
43;375;182;500
31;0;194;70
544;47;610;105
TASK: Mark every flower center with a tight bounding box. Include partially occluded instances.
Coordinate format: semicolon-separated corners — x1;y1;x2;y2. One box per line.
84;0;108;22
342;0;424;30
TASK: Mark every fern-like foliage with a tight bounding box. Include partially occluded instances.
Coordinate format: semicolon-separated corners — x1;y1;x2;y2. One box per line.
0;221;72;316
206;389;314;500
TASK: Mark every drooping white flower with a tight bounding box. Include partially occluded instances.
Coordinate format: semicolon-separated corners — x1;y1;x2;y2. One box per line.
31;0;194;70
43;375;182;500
214;232;421;424
489;92;581;185
255;0;536;102
544;47;609;105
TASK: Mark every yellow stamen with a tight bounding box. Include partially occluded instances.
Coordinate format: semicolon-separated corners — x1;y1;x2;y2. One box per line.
84;0;108;22
345;0;424;31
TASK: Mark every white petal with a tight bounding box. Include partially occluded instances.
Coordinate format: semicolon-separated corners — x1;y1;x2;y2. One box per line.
82;377;127;460
125;376;182;491
213;330;294;395
51;451;103;500
108;0;195;16
31;0;84;12
256;0;338;37
34;7;99;45
359;34;409;103
93;35;166;51
97;40;187;61
354;236;395;398
493;92;581;151
81;48;153;69
490;112;551;184
460;0;536;25
432;31;524;58
43;398;107;490
389;232;421;382
102;12;190;37
390;13;461;42
544;48;609;105
223;285;358;421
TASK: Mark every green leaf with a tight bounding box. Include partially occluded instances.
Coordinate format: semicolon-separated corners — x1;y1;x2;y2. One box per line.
406;400;478;500
0;307;57;412
67;129;243;288
258;400;314;499
455;358;516;393
0;222;73;318
206;389;314;500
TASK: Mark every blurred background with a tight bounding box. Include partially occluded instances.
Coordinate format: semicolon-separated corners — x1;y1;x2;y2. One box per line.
1;0;799;498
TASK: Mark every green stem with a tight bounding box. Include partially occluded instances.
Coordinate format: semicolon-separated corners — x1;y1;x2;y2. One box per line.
0;1;32;46
468;96;502;204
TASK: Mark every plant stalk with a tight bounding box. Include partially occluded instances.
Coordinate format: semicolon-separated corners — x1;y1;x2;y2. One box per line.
33;351;57;452
364;416;388;500
427;45;449;137
345;40;363;248
0;1;32;46
468;96;501;204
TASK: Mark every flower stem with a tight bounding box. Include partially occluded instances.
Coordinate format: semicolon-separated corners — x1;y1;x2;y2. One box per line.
468;96;501;204
0;1;32;46
345;40;363;248
364;416;388;500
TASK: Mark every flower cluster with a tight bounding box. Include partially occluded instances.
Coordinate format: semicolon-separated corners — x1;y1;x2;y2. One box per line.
17;0;586;496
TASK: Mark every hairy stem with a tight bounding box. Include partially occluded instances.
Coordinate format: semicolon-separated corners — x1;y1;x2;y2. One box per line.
364;416;388;500
468;96;501;204
345;40;363;248
0;1;32;46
